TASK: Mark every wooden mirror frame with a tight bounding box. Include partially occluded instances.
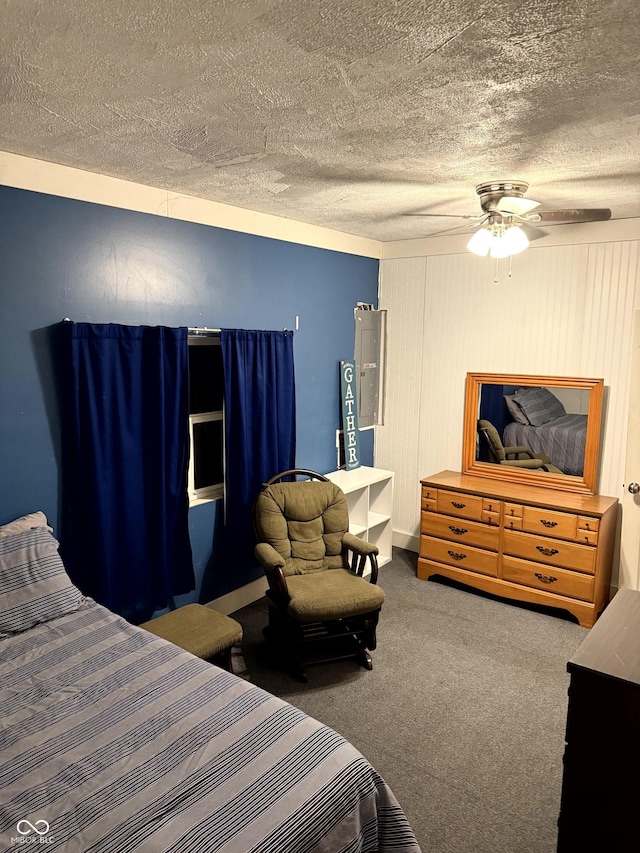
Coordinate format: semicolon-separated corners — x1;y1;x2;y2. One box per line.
462;372;604;495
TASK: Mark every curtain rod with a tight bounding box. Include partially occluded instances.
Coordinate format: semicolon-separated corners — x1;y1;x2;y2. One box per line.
62;319;221;334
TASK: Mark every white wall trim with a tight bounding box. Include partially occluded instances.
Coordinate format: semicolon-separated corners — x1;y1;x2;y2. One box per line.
205;576;269;616
381;217;640;259
0;151;382;259
4;150;637;262
393;530;419;553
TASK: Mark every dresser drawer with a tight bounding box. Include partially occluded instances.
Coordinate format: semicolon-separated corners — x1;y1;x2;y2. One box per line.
421;486;438;513
503;556;595;602
576;529;598;546
421;513;500;551
577;516;599;546
436;490;484;521
522;506;578;540
578;515;599;534
421;535;498;576
504;502;523;520
504;530;596;574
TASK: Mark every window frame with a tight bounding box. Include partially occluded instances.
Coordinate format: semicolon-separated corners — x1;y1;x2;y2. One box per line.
187;335;225;505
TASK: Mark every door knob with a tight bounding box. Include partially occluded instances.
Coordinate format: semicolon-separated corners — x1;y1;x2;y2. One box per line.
628;482;640;494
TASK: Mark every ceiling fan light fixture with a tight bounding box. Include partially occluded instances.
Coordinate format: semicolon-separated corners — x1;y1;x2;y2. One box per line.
467;222;529;258
490;224;529;258
466;227;493;256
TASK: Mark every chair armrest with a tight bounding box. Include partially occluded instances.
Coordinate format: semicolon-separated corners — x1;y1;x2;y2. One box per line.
255;542;285;573
343;531;379;556
499;459;545;469
342;532;380;583
254;543;289;604
504;445;534;458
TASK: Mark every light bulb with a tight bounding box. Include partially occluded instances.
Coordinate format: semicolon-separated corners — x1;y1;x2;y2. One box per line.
466;227;493;256
501;225;529;255
488;226;529;258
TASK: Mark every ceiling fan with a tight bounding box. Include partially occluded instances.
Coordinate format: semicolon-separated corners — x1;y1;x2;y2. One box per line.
407;181;612;258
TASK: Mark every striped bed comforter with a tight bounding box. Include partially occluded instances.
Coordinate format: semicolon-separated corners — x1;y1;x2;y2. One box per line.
0;600;421;853
503;413;587;476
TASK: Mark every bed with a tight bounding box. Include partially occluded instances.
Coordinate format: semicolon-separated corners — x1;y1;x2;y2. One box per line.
503;414;587;477
501;386;587;477
0;517;421;853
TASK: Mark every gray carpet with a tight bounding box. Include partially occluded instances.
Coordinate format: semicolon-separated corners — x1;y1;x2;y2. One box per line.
229;549;588;853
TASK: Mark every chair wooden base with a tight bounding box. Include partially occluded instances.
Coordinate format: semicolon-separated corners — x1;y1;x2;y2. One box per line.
264;604;379;682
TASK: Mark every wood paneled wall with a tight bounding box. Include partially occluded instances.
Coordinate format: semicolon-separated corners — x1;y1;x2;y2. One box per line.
377;240;640;576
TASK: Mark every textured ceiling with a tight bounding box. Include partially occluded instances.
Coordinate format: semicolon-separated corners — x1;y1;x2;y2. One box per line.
1;0;639;242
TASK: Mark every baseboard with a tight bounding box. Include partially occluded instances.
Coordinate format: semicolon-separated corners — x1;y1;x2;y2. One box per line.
206;576;269;616
393;530;419;553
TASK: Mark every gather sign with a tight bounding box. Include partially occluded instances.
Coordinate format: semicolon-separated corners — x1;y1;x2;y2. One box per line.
340;360;360;470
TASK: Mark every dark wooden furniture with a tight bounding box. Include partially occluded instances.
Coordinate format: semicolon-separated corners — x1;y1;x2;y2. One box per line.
418;470;618;628
557;587;640;851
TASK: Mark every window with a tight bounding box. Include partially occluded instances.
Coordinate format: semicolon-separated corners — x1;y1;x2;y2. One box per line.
188;335;224;503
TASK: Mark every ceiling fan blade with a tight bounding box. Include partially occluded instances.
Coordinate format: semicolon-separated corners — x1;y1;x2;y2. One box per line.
402;212;481;220
532;208;612;224
418;221;481;237
495;196;541;216
519;222;549;241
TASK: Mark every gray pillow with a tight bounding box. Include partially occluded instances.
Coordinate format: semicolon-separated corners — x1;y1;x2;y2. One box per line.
504;394;529;425
513;387;566;427
0;526;85;636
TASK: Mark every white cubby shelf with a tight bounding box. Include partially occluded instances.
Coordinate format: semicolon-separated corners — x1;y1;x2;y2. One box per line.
325;466;394;567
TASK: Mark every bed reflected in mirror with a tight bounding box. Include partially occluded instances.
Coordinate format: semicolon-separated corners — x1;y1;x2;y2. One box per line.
462;373;604;495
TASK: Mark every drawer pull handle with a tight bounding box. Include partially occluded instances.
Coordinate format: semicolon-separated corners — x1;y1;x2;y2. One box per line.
451;501;465;509
535;572;558;584
449;525;468;535
536;546;559;557
540;519;558;528
447;550;467;561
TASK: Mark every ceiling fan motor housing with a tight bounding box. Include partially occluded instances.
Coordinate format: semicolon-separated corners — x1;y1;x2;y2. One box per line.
476;180;529;213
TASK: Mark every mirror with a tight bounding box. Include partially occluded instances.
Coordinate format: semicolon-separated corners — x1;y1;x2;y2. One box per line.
462;373;604;495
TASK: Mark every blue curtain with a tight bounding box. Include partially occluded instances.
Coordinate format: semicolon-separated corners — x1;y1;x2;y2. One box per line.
61;322;194;623
219;329;296;593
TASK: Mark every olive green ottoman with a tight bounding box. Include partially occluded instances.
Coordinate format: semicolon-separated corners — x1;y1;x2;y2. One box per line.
140;603;243;672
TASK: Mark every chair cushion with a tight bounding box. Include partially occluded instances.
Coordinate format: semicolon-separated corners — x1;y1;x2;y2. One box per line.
254;480;348;575
140;604;243;659
284;569;384;622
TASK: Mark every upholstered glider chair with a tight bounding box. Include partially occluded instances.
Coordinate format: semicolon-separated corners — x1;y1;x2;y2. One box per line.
253;469;385;682
477;420;563;473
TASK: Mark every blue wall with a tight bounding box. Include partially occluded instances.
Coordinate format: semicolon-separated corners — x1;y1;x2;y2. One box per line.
0;185;378;604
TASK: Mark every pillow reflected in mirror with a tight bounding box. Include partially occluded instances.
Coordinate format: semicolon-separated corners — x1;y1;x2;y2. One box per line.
513;387;566;426
504;393;529;425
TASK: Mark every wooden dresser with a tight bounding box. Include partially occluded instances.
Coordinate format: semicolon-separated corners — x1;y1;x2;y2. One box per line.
418;470;618;628
557;587;640;851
